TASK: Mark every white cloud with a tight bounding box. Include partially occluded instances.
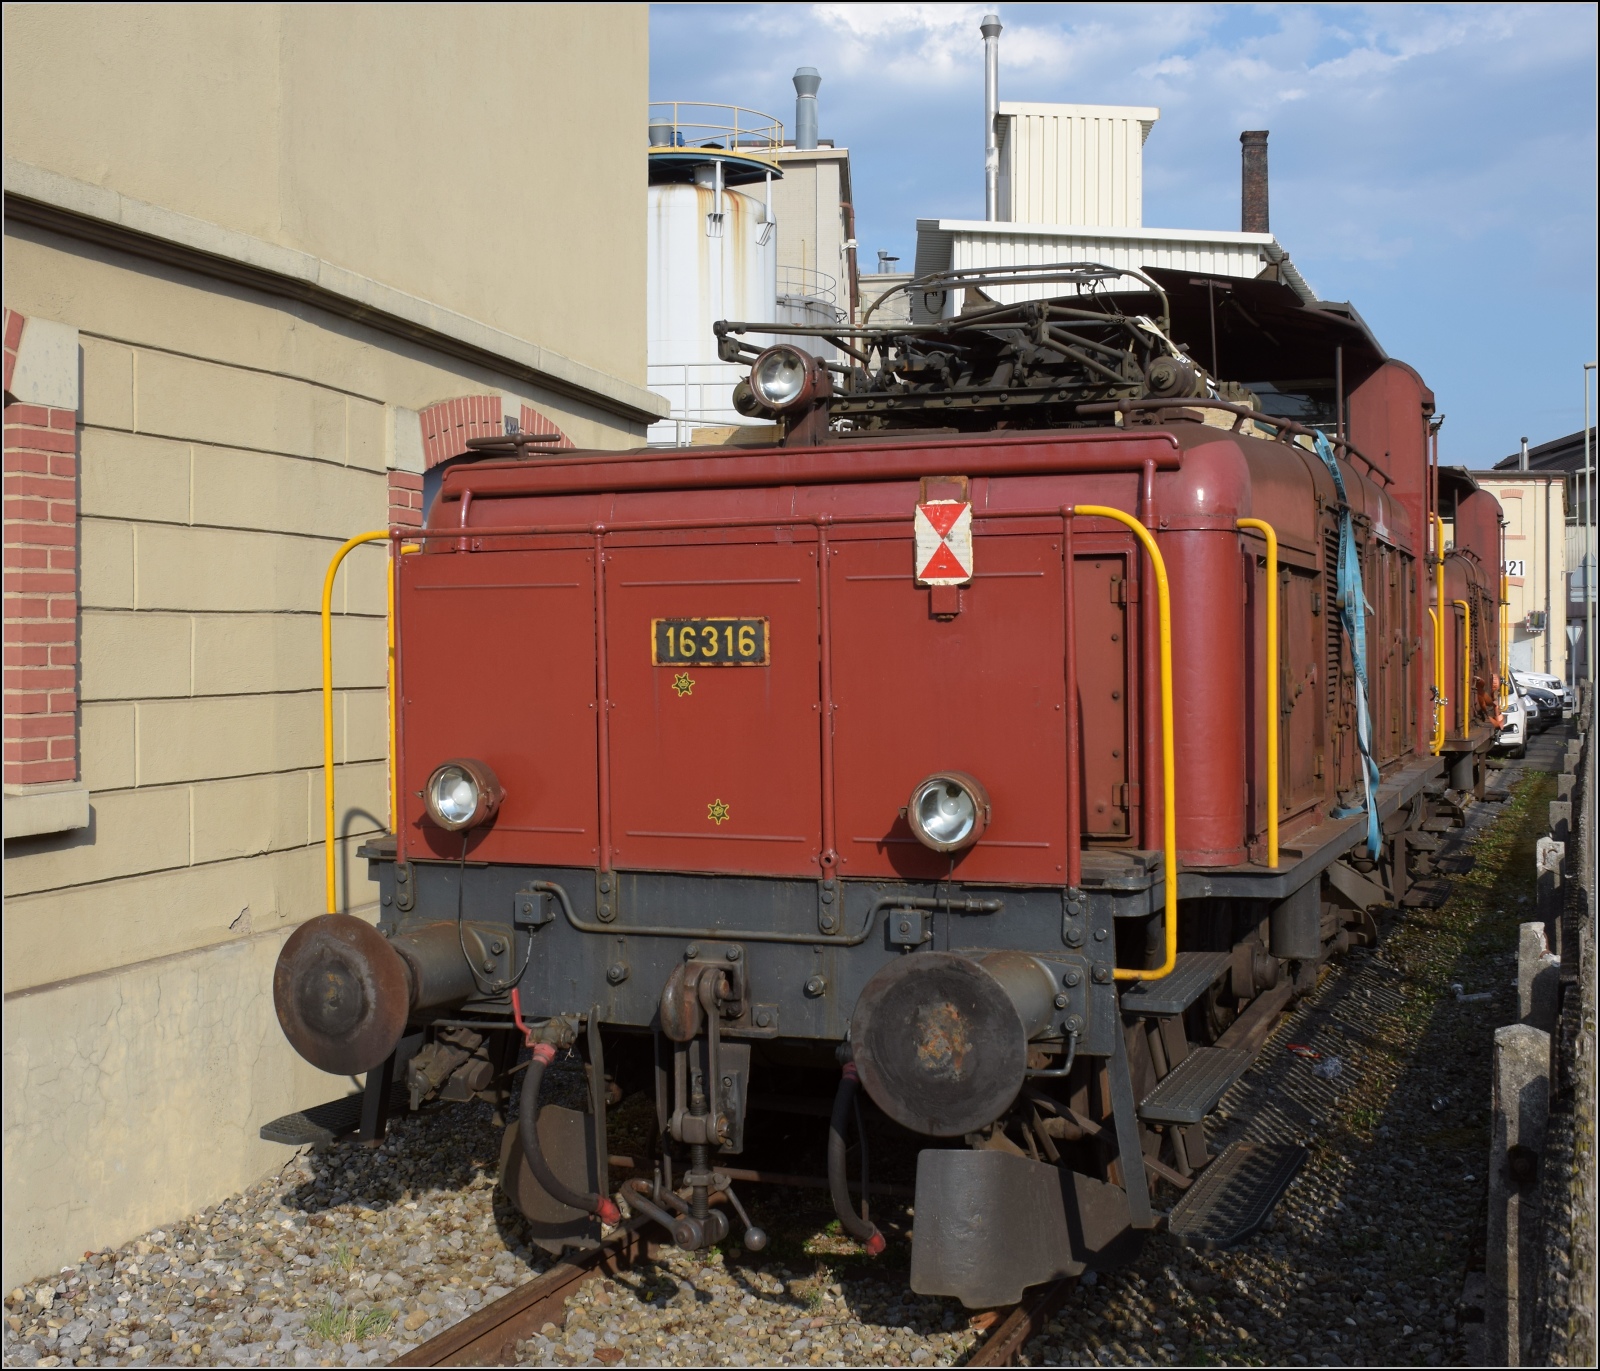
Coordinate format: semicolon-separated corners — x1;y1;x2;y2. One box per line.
651;2;1598;450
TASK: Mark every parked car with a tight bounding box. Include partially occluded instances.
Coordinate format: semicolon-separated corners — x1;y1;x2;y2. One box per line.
1522;684;1562;731
1498;689;1528;757
1512;670;1574;712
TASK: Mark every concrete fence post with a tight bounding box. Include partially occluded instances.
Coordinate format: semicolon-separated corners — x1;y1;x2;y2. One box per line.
1536;837;1566;956
1550;801;1573;877
1518;923;1561;1031
1487;1022;1552;1365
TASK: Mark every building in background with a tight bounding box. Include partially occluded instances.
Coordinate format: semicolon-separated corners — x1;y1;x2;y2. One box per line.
767;70;858;345
913;107;1319;318
646;70;858;442
913;20;1320;321
2;2;661;1289
1470;466;1568;679
1489;428;1599;682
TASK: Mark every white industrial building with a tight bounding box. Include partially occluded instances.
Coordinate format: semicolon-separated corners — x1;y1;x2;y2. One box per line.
915;18;1318;317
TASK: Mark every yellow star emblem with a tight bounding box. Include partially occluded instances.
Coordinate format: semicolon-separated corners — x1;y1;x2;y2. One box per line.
707;798;730;826
672;672;695;697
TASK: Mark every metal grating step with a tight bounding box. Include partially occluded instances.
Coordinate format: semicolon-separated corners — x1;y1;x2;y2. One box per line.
259;1086;407;1146
1168;1140;1307;1250
1119;951;1232;1017
1435;852;1476;875
1138;1047;1253;1125
1402;879;1452;909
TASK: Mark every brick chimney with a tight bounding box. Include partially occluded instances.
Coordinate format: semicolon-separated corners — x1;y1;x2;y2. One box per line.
1240;130;1269;233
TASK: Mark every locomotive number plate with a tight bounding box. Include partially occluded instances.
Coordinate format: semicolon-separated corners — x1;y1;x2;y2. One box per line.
652;617;769;666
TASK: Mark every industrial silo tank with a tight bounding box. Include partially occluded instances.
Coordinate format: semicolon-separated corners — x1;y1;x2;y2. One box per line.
647;167;776;440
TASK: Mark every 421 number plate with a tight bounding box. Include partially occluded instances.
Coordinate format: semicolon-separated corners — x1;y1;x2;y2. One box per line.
652;617;769;666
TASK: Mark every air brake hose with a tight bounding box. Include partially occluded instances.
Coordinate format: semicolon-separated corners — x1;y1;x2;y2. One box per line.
518;1042;622;1227
828;1063;886;1256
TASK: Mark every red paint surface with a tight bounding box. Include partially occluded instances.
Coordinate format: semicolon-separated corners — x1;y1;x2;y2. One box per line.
395;415;1495;879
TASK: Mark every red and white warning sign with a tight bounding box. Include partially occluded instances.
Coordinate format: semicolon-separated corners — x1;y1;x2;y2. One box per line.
914;500;974;585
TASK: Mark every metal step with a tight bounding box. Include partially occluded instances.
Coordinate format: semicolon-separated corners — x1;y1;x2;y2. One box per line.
1436;852;1476;875
1402;879;1452;909
259;1087;406;1146
1138;1047;1253;1125
1118;951;1232;1017
1167;1140;1307;1250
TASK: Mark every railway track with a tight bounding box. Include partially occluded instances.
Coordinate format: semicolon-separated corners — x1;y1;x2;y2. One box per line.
391;954;1317;1368
392;1218;1072;1368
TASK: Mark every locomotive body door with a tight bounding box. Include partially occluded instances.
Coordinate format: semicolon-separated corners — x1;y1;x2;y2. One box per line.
601;538;823;877
827;531;1071;885
1071;553;1132;840
397;547;599;866
1279;565;1324;815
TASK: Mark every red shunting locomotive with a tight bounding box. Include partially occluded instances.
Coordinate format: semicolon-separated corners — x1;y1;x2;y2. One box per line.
274;263;1502;1306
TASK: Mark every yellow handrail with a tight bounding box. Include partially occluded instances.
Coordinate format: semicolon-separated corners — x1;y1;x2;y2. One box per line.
1236;519;1278;868
1427;607;1444;753
1432;513;1447;753
1453;598;1471;739
1500;575;1510;706
1073;504;1176;982
322;530;390;915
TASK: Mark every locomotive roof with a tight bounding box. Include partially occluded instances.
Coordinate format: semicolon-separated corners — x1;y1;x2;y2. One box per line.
1138;268;1386;392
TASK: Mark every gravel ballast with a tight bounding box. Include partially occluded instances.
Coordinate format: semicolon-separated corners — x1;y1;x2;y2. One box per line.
3;750;1560;1369
2;1101;546;1368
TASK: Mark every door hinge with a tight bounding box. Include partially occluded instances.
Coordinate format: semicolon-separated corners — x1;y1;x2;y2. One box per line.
1114;782;1140;808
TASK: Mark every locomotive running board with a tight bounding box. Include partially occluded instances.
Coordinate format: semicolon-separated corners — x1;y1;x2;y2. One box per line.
908;1151;1142;1308
1167;1140;1306;1250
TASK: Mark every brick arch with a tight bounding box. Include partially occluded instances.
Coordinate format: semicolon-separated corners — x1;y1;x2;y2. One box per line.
416;395;572;470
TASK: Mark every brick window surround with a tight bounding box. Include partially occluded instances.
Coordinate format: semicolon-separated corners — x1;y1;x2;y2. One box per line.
417;396;572;471
3;307;81;790
392;395;571;531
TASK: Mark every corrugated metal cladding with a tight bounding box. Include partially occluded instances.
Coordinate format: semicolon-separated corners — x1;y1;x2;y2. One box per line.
997;103;1159;228
907;221;1274;318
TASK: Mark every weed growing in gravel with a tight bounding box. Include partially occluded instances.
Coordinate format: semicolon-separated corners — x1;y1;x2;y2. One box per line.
332;1239;355;1273
307;1300;393;1343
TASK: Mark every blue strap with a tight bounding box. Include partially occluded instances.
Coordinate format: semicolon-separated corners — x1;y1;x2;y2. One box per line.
1312;431;1382;857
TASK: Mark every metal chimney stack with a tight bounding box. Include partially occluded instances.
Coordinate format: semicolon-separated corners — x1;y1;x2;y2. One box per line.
1240;130;1269;233
982;14;1002;220
1520;437;1530;471
793;68;820;150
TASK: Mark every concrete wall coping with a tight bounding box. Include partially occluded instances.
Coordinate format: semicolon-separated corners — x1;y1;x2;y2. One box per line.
3;159;669;426
7;315;79;410
3;783;90;840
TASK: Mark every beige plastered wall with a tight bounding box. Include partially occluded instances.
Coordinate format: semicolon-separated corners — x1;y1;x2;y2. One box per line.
1472;473;1570;680
2;2;650;387
769;149;852;303
2;2;651;1289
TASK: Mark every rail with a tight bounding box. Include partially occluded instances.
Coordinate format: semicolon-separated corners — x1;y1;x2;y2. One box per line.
647;101;783;153
1454;598;1472;740
320;530;391;915
776;265;839;304
1070;504;1177;981
1236;518;1280;867
393;1205;1069;1368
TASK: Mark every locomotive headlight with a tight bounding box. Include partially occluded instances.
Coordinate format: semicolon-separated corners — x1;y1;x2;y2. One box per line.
749;345;815;411
424;758;504;832
906;772;990;853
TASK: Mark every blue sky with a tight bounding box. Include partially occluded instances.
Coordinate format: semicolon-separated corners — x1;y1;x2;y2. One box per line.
650;2;1597;463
